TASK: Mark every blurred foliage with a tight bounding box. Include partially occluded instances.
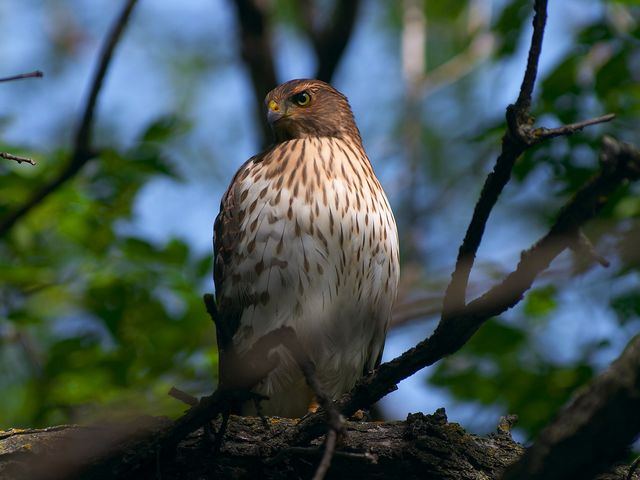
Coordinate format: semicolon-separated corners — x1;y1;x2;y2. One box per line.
0;0;639;444
0;116;214;426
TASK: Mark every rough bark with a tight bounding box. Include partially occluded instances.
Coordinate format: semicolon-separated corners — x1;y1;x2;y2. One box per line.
0;411;518;480
0;411;635;480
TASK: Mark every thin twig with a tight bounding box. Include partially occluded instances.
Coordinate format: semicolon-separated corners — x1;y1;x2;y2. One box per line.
531;113;616;143
312;429;337;480
0;0;138;238
73;0;138;164
168;387;199;407
0;71;43;83
571;230;610;268
0;152;36;165
268;445;377;465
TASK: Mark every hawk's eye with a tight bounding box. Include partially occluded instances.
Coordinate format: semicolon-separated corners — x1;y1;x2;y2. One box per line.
292;91;311;107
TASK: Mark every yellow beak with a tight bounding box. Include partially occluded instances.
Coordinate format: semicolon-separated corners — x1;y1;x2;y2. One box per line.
267;100;285;124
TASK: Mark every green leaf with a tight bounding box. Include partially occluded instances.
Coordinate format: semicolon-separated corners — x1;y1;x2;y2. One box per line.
523;285;558;318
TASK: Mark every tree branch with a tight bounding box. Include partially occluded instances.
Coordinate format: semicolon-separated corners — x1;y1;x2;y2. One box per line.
0;411;527;479
0;152;36;166
0;0;138;238
300;0;362;82
531;113;616;143
515;0;547;112
441;0;549;317
230;0;278;146
0;70;43;83
203;291;342;479
441;0;615;319
3;411;636;479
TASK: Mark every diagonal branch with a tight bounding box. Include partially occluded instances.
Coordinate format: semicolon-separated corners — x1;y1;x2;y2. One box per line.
442;0;549;317
441;0;616;319
74;322;344;479
294;136;640;444
0;0;138;238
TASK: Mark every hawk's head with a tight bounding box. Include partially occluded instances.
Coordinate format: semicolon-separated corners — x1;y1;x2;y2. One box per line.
264;79;362;143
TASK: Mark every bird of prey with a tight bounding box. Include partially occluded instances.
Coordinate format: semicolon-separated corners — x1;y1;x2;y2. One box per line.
213;79;399;417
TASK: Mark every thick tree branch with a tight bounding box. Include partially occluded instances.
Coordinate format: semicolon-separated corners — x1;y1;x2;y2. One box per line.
0;0;138;238
501;334;640;480
2;412;636;480
230;0;278;145
0;411;525;479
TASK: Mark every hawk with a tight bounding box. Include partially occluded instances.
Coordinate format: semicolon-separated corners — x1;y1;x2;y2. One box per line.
213;79;399;417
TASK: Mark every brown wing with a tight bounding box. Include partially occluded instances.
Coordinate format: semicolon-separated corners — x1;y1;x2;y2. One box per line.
213;157;253;349
213;152;271;387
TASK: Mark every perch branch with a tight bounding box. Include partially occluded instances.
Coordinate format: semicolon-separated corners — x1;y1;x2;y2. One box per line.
0;0;138;238
82;324;343;479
